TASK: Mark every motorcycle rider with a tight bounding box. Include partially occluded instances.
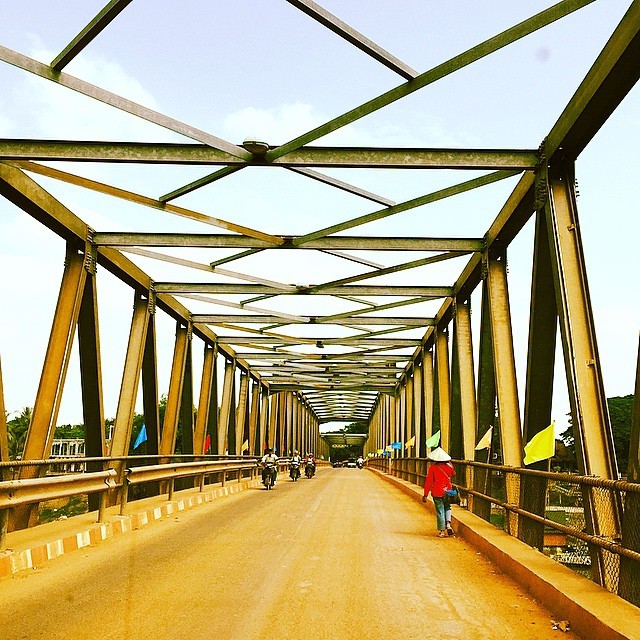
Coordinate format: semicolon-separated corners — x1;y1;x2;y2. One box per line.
356;454;365;469
261;447;278;486
290;449;302;480
304;452;316;478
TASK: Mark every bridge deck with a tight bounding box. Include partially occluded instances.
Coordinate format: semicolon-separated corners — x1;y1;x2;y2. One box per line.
0;468;578;639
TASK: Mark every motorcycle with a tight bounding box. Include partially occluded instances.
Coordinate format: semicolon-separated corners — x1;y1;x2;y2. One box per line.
290;461;301;481
305;461;316;479
356;459;364;469
263;464;276;490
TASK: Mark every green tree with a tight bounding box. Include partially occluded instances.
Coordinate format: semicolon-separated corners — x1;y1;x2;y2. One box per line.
7;406;32;460
560;395;634;472
54;423;85;439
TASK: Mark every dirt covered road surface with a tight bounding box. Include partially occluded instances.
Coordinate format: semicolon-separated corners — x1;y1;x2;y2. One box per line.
0;467;579;639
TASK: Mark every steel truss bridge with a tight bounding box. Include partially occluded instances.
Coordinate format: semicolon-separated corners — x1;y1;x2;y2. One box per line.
0;0;639;616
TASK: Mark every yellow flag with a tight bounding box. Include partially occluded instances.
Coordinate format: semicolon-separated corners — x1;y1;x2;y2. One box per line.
404;435;416;449
376;449;384;455
241;439;249;452
475;426;493;450
523;422;556;465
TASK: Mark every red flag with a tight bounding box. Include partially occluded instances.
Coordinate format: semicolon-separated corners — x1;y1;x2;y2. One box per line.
203;434;211;454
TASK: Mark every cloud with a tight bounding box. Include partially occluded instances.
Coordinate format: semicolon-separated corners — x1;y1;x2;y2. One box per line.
222;101;466;148
19;48;181;142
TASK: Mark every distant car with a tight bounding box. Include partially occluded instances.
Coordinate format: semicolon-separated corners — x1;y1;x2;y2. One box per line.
346;459;357;468
332;460;342;467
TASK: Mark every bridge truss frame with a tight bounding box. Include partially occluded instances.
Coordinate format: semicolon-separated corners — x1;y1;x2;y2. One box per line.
0;0;639;602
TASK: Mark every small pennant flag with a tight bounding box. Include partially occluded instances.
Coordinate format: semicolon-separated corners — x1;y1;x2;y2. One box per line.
385;444;393;453
404;435;416;449
133;424;147;449
523;421;556;465
425;431;441;448
241;439;249;452
376;449;384;455
203;434;211;454
475;426;493;451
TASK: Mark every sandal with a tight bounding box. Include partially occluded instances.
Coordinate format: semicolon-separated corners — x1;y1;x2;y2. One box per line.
438;530;447;538
446;527;454;536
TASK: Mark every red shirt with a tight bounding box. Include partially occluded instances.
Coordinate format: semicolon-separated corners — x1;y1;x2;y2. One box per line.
423;461;455;498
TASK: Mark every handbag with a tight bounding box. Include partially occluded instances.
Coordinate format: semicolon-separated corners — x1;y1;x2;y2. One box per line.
435;465;460;504
444;487;460;504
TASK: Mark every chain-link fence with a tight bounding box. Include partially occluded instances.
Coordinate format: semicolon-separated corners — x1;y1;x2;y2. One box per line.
368;455;640;606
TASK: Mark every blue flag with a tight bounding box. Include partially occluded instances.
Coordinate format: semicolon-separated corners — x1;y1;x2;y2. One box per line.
133;424;147;449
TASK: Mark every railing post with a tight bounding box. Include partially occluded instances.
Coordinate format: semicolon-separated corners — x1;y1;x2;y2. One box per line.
222;471;226;487
98;488;107;522
0;509;8;551
167;479;174;501
199;473;205;493
119;481;129;516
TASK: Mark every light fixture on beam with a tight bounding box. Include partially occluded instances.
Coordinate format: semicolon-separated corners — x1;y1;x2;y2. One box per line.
242;139;270;155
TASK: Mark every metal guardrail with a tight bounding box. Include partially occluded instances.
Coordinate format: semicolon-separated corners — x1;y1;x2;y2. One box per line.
367;455;640;599
120;458;263;513
0;470;118;509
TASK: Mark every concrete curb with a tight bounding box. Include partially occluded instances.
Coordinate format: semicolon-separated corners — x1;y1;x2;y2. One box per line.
370;466;640;640
0;478;261;579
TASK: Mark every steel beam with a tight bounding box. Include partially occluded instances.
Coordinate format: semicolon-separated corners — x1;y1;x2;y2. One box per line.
266;0;594;160
519;208;557;550
218;360;235;455
51;0;134;71
141;312;160;458
155;282;452;297
0;46;248;159
93;232;482;252
546;161;621;588
19;245;87;488
293;170;520;245
0;140;538;169
110;293;151;458
286;0;417;79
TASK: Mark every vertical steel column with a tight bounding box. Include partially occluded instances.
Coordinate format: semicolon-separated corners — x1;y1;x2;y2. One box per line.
277;392;287;455
206;346;219;454
454;301;477;462
546;161;621;588
267;393;278;449
487;251;522;535
218;359;235;455
422;348;434;459
406;369;414;456
259;385;269;452
234;373;249;455
519;207;558;549
473;279;496;521
248;381;260;455
398;383;406;458
413;362;423;460
20;244;87;478
179;331;194;454
435;328;451;452
109;292;150;458
77;254;106;510
141;305;160;458
194;344;215;456
159;324;190;456
450;322;464;461
619;337;640;604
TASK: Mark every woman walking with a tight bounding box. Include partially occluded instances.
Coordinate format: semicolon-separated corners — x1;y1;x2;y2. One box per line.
422;447;456;538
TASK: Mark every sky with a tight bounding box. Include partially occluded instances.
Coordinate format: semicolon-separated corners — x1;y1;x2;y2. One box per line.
0;0;638;439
